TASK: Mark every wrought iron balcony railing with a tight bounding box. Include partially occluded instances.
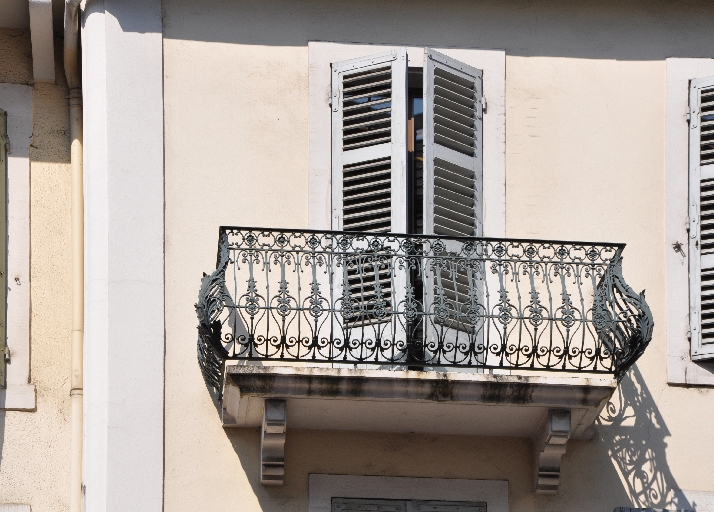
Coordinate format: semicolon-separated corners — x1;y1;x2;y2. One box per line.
196;227;653;394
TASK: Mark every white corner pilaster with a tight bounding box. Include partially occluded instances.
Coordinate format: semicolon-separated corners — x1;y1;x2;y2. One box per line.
533;410;571;494
261;399;286;486
82;0;164;510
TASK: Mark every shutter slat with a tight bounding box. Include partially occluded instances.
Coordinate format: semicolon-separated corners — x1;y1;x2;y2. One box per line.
343;78;391;93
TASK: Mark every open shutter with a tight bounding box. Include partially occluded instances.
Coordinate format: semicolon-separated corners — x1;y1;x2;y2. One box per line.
423;49;483;239
422;49;485;368
690;76;714;361
331;50;409;363
0;109;6;387
331;48;408;233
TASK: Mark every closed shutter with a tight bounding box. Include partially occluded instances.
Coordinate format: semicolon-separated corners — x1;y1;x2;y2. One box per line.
331;499;486;512
689;76;714;360
332;498;408;512
422;49;485;367
415;501;486;512
331;48;408;233
331;50;408;343
0;109;6;387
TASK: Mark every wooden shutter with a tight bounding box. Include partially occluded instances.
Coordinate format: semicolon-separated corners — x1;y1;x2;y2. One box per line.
422;49;485;368
414;501;486;512
332;498;408;512
331;499;486;512
423;48;483;239
0;109;7;387
690;76;714;360
331;50;408;353
331;48;408;233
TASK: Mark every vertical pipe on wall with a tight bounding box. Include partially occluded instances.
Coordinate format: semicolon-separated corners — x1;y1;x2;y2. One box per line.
64;1;83;511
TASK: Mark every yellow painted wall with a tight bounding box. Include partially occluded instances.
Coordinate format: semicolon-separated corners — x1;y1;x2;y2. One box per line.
0;28;72;511
162;1;714;511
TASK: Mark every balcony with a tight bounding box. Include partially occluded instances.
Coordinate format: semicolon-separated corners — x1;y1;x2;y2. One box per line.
195;227;653;490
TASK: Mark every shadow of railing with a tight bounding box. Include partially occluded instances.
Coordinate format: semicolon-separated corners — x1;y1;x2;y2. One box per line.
600;366;693;511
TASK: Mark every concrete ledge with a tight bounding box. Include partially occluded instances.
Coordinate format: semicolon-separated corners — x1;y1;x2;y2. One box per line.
223;365;616;439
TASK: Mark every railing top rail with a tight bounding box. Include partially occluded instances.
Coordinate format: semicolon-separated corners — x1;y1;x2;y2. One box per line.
218;226;627;251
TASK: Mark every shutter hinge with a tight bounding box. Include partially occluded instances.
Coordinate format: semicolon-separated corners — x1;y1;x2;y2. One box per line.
482;96;487;114
4;138;10;154
3;345;10;363
687;106;691;123
687;328;692;340
687;216;691;232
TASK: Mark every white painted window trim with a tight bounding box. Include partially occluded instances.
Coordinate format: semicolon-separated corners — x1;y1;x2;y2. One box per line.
309;42;506;237
666;58;714;386
308;474;508;512
0;84;35;411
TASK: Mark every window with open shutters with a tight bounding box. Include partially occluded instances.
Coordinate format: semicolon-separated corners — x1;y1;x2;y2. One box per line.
330;48;485;364
689;76;714;361
330;48;483;237
331;498;486;512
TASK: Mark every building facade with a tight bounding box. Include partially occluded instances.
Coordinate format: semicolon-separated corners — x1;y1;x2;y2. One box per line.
2;0;714;511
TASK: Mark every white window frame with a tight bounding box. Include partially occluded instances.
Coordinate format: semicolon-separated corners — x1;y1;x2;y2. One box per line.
0;83;35;410
308;42;506;237
308;474;508;512
666;58;714;386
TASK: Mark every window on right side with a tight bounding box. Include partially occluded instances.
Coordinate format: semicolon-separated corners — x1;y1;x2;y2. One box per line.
689;76;714;361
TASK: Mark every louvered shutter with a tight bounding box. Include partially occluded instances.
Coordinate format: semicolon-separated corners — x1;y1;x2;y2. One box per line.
414;501;487;512
331;499;486;512
0;109;6;387
331;50;408;359
423;49;483;239
332;498;408;512
690;76;714;361
422;49;485;368
331;49;408;233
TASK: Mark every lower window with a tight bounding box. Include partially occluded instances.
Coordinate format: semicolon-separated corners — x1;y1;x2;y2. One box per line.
333;498;486;512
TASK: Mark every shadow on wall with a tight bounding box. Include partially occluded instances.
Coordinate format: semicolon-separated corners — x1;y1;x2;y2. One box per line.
599;366;694;511
160;0;714;61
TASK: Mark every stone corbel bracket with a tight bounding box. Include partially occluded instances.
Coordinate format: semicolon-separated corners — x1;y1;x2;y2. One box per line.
261;399;286;486
534;410;571;494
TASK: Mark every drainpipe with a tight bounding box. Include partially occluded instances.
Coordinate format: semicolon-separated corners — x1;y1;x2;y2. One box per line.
64;1;83;511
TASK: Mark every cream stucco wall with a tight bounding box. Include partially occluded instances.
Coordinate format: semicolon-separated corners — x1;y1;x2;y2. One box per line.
163;1;714;511
0;28;72;511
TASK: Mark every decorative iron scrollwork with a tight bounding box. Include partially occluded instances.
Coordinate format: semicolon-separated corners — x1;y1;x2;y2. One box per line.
195;227;654;394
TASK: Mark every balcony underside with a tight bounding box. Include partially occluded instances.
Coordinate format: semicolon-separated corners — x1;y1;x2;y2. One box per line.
223;364;616;439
